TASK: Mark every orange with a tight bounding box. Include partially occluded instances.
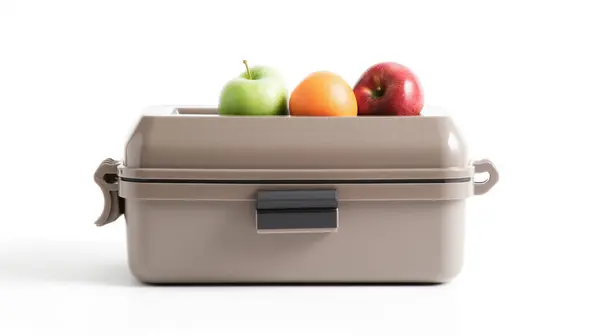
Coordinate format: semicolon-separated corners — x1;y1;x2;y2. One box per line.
289;71;358;117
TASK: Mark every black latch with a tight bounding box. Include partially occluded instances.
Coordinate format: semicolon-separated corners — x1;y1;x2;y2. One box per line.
255;189;338;233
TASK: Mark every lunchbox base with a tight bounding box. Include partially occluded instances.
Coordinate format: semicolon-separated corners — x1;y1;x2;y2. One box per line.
125;199;466;285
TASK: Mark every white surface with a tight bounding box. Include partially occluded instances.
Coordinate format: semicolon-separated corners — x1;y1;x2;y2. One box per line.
1;0;599;335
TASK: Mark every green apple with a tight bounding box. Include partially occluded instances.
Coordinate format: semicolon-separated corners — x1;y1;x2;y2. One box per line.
218;60;288;116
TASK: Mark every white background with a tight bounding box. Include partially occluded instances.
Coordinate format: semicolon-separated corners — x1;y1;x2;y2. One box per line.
1;0;599;335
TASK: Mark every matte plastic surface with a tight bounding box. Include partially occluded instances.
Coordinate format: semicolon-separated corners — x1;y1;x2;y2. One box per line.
125;199;466;283
123;107;469;169
94;106;499;284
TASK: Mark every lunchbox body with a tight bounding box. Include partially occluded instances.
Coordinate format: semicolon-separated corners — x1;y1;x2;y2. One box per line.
94;106;498;284
126;199;465;283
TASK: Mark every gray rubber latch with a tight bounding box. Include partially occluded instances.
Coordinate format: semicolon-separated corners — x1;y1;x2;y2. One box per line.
255;189;339;234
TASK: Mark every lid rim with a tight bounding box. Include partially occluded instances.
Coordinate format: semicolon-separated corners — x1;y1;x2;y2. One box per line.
119;180;473;202
119;177;472;185
118;166;475;181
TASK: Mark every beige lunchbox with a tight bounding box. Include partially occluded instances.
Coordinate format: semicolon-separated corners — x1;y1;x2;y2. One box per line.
94;106;499;284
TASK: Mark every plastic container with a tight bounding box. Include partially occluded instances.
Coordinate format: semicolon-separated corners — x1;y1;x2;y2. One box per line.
94;106;499;284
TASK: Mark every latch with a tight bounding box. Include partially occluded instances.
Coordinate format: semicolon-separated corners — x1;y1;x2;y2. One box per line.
255;189;338;234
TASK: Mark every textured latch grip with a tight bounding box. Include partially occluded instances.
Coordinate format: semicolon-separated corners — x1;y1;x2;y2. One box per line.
94;158;124;226
255;189;339;234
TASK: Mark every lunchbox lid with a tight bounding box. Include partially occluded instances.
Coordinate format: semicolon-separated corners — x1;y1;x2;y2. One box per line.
93;106;499;226
121;106;469;170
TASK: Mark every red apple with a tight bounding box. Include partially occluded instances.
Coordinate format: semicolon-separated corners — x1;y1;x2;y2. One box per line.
353;62;424;116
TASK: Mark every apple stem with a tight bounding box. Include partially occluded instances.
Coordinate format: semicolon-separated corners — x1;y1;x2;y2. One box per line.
243;60;252;79
374;76;381;89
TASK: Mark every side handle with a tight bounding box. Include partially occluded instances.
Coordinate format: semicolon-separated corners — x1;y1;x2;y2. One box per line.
472;159;499;196
94;158;124;226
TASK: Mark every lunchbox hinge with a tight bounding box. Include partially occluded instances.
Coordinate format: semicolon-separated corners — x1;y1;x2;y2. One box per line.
255;189;338;234
94;158;124;226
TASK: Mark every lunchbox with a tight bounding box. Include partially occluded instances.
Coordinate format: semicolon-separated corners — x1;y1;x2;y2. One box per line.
94;106;499;284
